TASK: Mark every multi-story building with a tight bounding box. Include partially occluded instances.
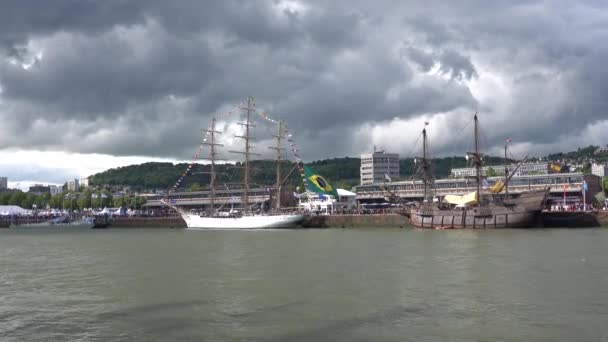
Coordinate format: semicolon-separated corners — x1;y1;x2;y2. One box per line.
451;162;549;178
356;172;600;205
0;177;7;190
50;185;64;196
67;179;80;192
28;184;50;195
591;163;608;177
360;149;400;185
80;177;90;188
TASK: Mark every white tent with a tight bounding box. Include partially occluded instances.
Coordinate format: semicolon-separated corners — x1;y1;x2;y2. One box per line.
336;189;356;197
0;205;29;216
99;207;113;214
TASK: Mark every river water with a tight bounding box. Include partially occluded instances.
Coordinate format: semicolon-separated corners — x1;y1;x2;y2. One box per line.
1;228;607;341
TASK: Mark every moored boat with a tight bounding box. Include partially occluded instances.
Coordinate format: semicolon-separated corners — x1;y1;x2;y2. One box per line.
182;213;304;229
10;216;96;229
540;210;600;227
167;97;305;229
406;115;549;228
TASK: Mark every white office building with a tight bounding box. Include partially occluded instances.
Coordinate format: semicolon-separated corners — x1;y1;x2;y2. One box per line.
451;162;549;178
360;149;400;185
0;177;7;190
592;163;608;177
80;177;90;188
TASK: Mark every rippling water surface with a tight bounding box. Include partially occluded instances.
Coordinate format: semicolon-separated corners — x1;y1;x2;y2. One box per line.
1;228;608;341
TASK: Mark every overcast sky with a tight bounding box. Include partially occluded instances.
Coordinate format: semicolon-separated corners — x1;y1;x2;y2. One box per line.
1;0;608;188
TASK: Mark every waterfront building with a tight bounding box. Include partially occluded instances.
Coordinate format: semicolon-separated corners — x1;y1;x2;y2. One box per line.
50;185;64;196
28;184;50;195
591;163;608;177
80;177;90;188
67;179;80;192
142;186;279;213
360;149;400;185
355;172;601;206
0;177;7;190
450;162;549;178
595;145;608;154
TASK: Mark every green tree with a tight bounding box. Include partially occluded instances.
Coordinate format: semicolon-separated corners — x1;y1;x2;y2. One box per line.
63;193;78;211
9;191;25;206
129;196;147;210
101;192;113;208
185;182;203;192
113;195;128;208
50;193;63;209
21;193;36;209
77;191;92;210
91;191;102;209
0;192;12;205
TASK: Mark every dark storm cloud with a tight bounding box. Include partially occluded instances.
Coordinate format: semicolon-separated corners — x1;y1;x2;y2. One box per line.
0;0;608;162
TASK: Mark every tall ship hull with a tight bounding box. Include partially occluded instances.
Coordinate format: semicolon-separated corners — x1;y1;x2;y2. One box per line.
183;213;305;230
406;189;549;229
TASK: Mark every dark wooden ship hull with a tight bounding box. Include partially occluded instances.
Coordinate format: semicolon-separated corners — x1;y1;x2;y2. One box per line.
406;189;549;229
540;210;599;228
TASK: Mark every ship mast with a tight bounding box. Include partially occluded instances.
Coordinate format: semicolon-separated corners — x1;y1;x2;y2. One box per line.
421;127;432;201
230;97;260;214
473;114;482;205
414;126;433;202
504;140;509;198
202;117;223;217
268;119;285;210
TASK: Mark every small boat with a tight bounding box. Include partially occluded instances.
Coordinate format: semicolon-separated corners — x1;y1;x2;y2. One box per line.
10;216;96;229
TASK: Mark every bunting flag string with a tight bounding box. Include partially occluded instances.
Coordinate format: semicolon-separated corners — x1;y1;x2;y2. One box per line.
168;103;243;193
258;111;308;191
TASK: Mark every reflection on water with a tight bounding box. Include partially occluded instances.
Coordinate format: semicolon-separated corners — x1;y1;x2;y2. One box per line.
1;228;608;341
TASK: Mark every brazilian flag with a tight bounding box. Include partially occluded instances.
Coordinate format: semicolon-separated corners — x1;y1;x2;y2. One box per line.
303;165;338;197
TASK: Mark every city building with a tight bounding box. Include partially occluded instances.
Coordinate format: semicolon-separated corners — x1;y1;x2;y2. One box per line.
594;145;608;154
142;186;279;213
356;172;601;206
0;177;7;190
360;148;400;185
591;163;608;177
50;185;64;196
80;177;90;188
451;162;550;178
67;179;80;192
28;184;50;195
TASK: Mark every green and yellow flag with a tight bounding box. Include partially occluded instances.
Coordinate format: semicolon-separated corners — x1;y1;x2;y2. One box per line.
303;165;338;197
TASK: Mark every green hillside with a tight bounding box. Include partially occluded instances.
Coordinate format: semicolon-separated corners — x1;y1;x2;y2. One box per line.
89;155;512;192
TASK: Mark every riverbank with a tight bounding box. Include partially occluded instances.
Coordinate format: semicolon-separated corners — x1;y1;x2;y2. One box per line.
3;212;606;229
99;212;608;229
109;214;408;229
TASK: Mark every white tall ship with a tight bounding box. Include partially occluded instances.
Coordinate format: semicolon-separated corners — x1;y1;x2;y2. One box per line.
169;97;305;229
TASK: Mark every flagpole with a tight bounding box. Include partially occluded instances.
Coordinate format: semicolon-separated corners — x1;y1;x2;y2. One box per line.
583;180;587;211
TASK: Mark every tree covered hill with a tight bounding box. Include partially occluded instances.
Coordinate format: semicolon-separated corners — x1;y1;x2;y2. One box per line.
89;155;511;191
